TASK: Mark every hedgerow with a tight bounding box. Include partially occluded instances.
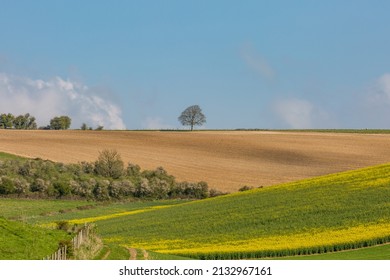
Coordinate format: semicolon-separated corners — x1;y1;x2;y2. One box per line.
0;151;222;201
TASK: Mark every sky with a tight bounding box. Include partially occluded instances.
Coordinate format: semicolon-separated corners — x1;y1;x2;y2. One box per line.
1;0;390;129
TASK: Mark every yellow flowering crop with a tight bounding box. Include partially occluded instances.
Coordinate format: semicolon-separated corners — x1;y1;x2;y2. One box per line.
40;205;175;228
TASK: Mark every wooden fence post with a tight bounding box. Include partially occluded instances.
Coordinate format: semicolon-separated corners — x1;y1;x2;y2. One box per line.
43;224;91;260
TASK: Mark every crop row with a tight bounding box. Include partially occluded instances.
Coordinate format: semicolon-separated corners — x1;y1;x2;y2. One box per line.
154;222;390;259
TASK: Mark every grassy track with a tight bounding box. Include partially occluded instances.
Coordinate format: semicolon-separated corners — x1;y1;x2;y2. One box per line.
103;244;130;260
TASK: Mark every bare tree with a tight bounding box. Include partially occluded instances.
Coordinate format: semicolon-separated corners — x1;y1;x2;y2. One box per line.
95;149;124;179
178;105;206;131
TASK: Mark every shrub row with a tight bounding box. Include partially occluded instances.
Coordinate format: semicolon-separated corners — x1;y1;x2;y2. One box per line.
0;153;225;201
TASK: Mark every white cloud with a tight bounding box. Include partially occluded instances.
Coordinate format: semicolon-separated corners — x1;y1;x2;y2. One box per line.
273;73;390;129
379;73;390;97
369;73;390;102
142;117;173;130
0;73;126;129
274;98;314;128
241;43;276;82
355;73;390;128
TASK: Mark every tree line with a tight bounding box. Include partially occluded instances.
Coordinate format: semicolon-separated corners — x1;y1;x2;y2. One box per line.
0;149;226;201
0;113;71;130
1;104;207;131
0;113;37;129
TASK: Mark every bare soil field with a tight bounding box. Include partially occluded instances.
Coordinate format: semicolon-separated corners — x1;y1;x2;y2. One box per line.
1;130;390;192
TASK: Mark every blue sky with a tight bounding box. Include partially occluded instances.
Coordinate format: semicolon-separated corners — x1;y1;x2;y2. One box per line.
1;1;390;129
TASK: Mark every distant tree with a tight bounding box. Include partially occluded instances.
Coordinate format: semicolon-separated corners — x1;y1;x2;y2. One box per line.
49;117;61;130
13;113;37;129
39;125;51;130
0;113;15;129
26;114;37;129
13;115;25;129
80;122;94;130
178;105;206;131
95;125;104;131
95;149;124;179
50;116;71;130
81;123;88;130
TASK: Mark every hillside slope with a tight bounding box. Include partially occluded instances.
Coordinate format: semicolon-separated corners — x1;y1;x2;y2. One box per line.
2;130;390;191
0;217;68;260
92;163;390;259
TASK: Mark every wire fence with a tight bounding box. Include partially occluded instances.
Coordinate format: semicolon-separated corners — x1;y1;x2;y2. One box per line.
43;224;92;260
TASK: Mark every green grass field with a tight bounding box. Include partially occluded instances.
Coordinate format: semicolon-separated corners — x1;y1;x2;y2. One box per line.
0;217;69;260
1;148;390;259
0;198;189;260
25;199;188;225
0;198;96;222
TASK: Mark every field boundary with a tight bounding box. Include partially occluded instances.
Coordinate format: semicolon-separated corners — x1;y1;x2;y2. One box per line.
43;224;92;260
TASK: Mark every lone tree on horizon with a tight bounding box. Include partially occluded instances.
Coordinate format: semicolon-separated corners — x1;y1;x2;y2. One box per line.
178;105;206;131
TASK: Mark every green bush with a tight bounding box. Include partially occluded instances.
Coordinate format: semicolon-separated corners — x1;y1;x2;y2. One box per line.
54;181;72;197
56;221;71;232
108;181;121;199
0;176;15;194
13;178;30;196
93;180;111;201
30;178;48;193
239;185;254;192
119;180;135;197
126;163;141;177
135;178;152;198
80;161;95;174
72;179;94;199
149;178;170;199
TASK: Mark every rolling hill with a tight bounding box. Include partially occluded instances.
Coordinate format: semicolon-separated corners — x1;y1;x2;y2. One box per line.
2;130;390;192
28;162;390;259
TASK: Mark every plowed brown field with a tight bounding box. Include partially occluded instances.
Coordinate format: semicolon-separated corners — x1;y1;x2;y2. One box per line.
1;130;390;192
